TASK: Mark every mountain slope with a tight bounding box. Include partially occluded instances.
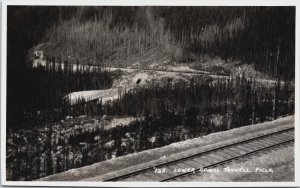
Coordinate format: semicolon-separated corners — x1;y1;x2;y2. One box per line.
30;7;295;80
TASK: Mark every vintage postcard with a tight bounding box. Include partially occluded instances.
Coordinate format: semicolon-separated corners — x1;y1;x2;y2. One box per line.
1;0;299;187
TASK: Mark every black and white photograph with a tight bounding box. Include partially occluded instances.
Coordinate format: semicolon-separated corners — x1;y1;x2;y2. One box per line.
1;1;299;186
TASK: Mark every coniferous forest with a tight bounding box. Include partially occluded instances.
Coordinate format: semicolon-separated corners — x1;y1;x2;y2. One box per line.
6;6;295;181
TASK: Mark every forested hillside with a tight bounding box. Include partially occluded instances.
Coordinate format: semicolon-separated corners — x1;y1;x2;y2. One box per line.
31;7;295;80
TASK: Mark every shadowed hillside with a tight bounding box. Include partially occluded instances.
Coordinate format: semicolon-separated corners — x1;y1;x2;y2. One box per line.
30;7;295;80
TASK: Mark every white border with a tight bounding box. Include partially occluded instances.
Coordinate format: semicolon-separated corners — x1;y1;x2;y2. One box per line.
1;0;300;187
1;0;300;6
294;3;300;188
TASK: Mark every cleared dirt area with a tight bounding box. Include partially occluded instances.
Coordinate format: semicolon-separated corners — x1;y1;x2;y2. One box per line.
38;115;294;181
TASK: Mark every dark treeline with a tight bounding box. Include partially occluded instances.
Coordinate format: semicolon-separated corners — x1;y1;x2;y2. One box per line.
6;75;294;180
12;64;115;129
7;6;80;130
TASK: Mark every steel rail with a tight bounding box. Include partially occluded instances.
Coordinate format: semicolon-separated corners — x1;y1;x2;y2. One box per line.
103;127;294;181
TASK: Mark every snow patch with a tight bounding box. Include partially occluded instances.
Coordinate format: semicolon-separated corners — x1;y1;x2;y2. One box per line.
66;88;121;104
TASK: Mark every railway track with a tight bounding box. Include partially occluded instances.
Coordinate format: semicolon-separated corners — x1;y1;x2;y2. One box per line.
103;127;294;182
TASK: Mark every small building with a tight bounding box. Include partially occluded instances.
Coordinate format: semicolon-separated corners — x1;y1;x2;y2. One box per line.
33;50;46;68
34;51;44;59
